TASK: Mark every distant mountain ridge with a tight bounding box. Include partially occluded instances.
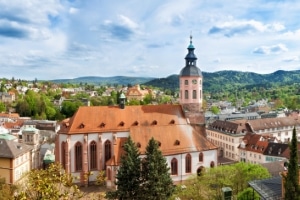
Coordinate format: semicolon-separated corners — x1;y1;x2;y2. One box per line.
144;70;300;91
51;76;155;86
51;70;300;92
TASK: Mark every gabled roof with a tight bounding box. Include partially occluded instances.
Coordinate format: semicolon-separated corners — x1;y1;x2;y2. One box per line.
246;117;300;131
209;119;248;135
130;124;217;156
59;105;188;134
263;143;289;157
3;120;25;129
106;124;217;166
238;133;269;153
0;139;32;158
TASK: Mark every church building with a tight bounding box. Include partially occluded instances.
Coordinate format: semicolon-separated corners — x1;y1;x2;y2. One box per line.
55;37;218;187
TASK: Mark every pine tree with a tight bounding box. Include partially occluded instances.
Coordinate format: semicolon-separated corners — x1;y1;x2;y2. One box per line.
106;136;142;200
141;137;174;199
284;126;300;200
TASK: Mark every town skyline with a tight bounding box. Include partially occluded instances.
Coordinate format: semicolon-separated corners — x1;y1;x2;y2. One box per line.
1;0;300;80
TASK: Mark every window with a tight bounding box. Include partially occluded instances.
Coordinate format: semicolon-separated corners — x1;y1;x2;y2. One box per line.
200;90;202;99
185;90;188;99
210;161;215;168
184;80;188;85
171;158;178;175
185;154;192;173
193;90;196;99
61;142;66;169
105;140;112;162
199;152;203;162
90;141;97;170
75;142;82;171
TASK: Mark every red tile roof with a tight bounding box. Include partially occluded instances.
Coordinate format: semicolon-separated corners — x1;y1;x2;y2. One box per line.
59;105;188;134
130;125;217;156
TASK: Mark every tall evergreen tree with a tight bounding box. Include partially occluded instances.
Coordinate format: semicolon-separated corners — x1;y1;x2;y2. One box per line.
106;136;142;200
284;126;300;200
141;137;174;199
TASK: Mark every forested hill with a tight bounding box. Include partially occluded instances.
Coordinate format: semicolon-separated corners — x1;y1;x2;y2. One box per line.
50;70;300;93
51;76;155;85
143;70;300;92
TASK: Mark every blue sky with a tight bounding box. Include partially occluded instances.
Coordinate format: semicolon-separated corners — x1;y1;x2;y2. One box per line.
1;0;300;80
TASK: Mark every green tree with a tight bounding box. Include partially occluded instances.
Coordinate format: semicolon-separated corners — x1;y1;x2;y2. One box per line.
61;100;83;118
106;136;142;199
140;137;174;199
0;102;6;112
237;187;259;200
174;162;270;199
210;105;220;115
15;163;82;200
284;127;300;199
0;177;17;200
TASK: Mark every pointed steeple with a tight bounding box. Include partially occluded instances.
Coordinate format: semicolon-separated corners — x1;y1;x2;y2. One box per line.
180;35;202;77
185;35;197;67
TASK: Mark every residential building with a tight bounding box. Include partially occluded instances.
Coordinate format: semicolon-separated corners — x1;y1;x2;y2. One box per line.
126;84;152;101
21;125;41;169
0;139;32;184
206;117;300;162
238;133;289;164
55;36;218;187
206;119;248;161
0;92;15;103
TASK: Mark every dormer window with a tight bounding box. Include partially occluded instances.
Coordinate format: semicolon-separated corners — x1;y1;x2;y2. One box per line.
132;121;139;126
119;121;125;127
157;141;161;147
79;123;85;128
152;120;157;125
100;122;106;128
174;140;180;146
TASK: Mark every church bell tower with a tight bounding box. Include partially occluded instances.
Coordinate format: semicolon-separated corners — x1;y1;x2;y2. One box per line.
179;35;203;112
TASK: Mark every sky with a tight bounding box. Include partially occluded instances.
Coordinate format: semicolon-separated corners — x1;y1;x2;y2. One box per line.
1;0;300;80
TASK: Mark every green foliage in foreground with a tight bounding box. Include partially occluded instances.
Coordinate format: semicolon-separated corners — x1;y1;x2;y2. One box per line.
15;163;83;200
0;177;17;200
283;127;300;200
173;162;270;200
106;137;174;200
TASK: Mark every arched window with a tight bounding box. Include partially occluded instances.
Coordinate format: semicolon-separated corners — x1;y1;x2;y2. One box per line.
185;154;192;173
199;152;203;162
75;142;82;171
171;158;178;175
90;141;97;170
200;90;202;99
193;90;196;99
107;168;111;181
61;142;66;169
105;140;112;162
185;90;188;99
197;166;205;176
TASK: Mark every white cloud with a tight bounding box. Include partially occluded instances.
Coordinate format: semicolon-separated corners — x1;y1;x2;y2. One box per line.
209;19;285;37
69;7;79;14
282;56;300;62
253;44;288;55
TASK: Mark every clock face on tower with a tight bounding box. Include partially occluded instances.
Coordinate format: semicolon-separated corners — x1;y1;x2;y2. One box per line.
192;79;197;84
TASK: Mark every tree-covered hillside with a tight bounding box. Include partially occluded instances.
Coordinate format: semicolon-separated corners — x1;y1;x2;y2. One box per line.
144;70;300;92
